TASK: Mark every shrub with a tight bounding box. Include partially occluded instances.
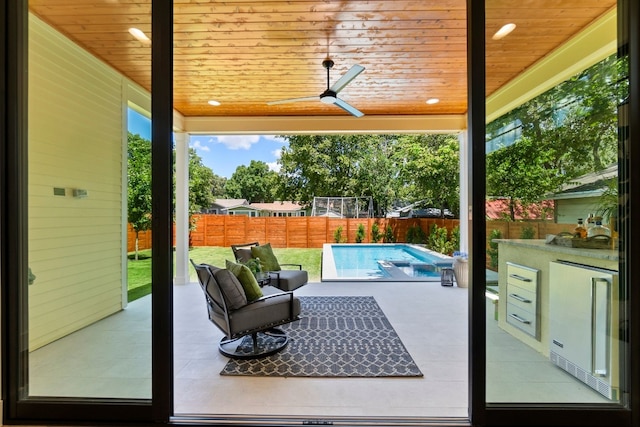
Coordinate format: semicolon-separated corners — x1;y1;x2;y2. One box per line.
355;223;366;243
371;223;382;243
427;224;454;255
488;229;502;269
406;224;427;244
450;225;461;252
520;225;535;239
383;225;396;243
333;225;346;243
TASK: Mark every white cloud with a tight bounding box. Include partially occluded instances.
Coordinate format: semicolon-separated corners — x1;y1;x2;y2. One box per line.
266;161;281;173
190;139;210;152
213;135;261;150
272;148;282;159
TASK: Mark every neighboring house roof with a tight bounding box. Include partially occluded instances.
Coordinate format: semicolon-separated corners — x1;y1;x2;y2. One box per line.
552;164;617;200
486;198;555;220
249;201;304;212
211;198;249;210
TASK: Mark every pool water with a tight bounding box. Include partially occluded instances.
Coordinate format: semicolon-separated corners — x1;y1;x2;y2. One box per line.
323;243;453;281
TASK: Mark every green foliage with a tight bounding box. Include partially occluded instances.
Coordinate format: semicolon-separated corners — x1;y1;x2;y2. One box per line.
595;178;618;221
224;160;278;203
333;226;346;243
486;137;564;220
406;224;427;244
450;225;461;252
370;223;382;243
383;225;396;243
488;229;503;269
188;147;216;215
395;134;460;215
520;225;536;239
426;224;455;255
486;54;623;218
241;257;262;275
127;133;153;260
355;223;366;243
276;134;460;217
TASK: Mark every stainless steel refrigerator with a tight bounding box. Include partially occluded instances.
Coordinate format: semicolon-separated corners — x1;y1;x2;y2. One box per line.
549;260;619;401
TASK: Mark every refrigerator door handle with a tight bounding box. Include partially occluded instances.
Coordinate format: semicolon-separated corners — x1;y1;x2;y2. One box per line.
591;277;611;377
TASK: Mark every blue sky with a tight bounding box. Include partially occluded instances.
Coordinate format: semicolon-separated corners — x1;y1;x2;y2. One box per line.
128;109;287;178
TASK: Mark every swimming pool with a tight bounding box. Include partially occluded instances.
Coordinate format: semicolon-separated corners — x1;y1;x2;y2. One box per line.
322;243;453;281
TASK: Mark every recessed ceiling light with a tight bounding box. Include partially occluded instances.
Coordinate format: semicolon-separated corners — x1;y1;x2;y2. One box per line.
208;100;221;106
128;27;150;44
492;23;516;40
426;98;440;105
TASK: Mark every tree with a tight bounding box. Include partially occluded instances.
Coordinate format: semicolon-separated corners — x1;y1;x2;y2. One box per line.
486;54;622;215
188;148;216;214
127;132;152;260
486;136;563;220
224;160;278;202
211;174;227;197
395;134;460;215
275;134;461;217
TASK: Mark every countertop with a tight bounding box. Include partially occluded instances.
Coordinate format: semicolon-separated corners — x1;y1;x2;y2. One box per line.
494;239;619;262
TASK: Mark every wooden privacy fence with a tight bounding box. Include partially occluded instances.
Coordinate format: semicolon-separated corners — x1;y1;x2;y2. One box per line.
127;215;574;253
127;215;459;252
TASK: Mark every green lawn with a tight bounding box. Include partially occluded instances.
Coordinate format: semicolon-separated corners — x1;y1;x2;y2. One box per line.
127;246;323;302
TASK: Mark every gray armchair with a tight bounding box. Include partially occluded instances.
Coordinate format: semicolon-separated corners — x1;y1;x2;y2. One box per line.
191;260;301;359
231;241;308;291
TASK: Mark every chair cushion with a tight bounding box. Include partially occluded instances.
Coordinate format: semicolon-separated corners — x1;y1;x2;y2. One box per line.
229;288;301;336
251;243;281;271
213;268;247;310
234;248;253;263
271;269;308;291
226;260;263;302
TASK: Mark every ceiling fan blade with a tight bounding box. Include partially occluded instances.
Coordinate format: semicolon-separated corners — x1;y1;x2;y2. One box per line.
333;98;364;118
267;96;317;106
329;64;365;93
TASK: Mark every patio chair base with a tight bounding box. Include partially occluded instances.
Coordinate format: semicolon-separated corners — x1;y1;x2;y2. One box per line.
219;328;289;359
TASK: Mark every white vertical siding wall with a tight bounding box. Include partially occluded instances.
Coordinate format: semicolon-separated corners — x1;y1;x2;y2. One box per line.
556;197;602;224
28;14;126;350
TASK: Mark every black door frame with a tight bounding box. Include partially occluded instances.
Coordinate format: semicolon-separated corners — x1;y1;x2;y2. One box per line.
2;0;639;425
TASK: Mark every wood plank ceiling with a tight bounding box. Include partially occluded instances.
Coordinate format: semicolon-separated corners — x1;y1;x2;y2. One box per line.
29;0;616;118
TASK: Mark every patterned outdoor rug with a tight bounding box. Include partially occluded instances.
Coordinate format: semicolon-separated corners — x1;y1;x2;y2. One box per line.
220;296;423;377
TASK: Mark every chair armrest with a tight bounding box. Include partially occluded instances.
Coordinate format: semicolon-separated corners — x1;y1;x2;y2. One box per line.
249;290;296;318
279;263;302;270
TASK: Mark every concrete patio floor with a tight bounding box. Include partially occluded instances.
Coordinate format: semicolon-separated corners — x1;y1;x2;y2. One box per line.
29;278;609;420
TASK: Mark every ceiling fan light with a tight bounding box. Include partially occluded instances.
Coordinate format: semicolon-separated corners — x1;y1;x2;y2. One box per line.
492;23;516;40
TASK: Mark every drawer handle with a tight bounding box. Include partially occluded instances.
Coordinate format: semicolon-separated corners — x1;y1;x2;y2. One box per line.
508;293;532;303
508;313;531;324
509;273;532;282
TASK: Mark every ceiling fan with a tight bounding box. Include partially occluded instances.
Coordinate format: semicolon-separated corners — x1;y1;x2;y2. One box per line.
267;58;365;117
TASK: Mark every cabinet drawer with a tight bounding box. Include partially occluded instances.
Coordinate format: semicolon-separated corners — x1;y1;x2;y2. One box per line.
506;303;538;338
506;262;539;293
506;284;537;312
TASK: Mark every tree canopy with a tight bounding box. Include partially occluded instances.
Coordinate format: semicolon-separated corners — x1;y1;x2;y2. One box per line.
276;134;460;216
127;133;153;259
486;54;623;219
224;160;279;203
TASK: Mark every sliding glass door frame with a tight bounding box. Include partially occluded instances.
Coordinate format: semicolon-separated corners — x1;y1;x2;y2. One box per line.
0;0;173;423
469;0;640;425
2;0;640;425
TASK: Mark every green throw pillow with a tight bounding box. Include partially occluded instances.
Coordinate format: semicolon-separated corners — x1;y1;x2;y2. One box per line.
251;243;281;272
225;260;263;302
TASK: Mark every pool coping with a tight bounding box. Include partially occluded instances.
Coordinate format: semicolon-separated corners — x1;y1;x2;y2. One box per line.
321;243;454;282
